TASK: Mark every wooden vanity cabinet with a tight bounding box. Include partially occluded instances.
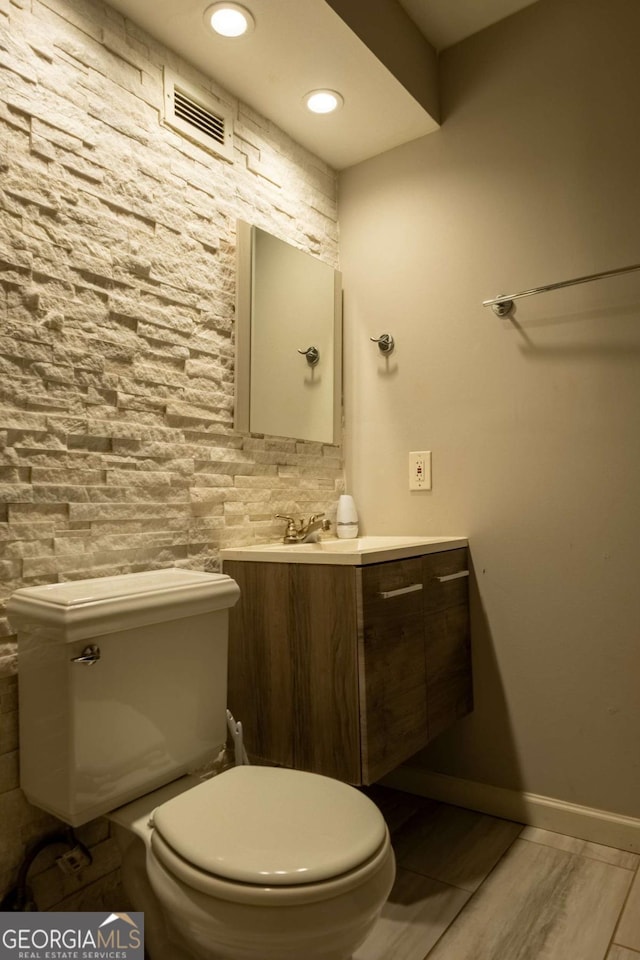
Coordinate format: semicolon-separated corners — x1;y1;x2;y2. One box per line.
225;547;472;785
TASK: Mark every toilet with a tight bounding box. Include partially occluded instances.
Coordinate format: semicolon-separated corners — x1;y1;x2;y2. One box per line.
9;568;395;960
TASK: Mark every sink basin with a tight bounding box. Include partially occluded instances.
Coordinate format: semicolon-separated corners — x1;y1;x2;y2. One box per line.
221;535;468;566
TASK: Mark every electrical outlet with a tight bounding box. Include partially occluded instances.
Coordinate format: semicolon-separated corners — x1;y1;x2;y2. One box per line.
409;451;431;490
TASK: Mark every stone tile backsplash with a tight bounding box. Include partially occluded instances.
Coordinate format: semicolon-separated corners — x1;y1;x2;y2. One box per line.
0;0;342;904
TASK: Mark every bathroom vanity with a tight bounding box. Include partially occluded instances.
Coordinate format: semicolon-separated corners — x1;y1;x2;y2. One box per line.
221;537;472;785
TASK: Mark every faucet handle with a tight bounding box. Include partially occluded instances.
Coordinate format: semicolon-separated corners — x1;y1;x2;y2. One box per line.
275;515;300;543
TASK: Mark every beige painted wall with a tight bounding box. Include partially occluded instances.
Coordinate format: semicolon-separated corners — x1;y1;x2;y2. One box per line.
339;0;640;818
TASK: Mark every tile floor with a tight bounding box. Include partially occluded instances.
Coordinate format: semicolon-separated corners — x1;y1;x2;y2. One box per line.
356;787;640;960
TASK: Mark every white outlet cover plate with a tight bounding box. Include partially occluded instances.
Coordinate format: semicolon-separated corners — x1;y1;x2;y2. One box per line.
409;450;431;490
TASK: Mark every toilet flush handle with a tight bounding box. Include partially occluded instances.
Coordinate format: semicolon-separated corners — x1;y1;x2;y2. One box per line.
70;644;101;665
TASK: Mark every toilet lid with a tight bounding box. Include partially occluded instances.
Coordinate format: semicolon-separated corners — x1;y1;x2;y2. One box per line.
152;766;387;886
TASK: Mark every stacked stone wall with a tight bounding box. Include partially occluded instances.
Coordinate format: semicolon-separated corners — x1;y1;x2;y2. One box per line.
0;0;342;904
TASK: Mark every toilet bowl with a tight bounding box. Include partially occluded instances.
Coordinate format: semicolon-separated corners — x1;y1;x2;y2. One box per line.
113;765;395;960
10;569;396;960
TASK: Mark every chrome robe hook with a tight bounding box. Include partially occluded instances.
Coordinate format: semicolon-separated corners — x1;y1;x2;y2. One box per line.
370;333;395;355
298;346;320;366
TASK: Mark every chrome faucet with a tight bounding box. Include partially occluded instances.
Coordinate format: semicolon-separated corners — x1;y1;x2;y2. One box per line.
275;513;331;544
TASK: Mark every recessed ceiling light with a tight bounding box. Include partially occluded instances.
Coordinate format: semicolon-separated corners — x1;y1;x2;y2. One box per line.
304;90;344;114
204;3;255;38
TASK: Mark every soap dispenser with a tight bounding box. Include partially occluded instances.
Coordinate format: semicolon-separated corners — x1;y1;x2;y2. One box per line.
336;495;358;539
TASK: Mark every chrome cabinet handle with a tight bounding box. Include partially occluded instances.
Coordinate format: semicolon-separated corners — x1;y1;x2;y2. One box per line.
435;570;469;583
297;346;320;366
70;644;101;665
379;583;423;600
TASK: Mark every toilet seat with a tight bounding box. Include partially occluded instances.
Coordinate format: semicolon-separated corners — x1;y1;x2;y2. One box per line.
150;766;390;905
150;826;392;907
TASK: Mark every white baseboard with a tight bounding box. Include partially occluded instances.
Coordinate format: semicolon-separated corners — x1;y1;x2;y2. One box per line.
381;766;640;853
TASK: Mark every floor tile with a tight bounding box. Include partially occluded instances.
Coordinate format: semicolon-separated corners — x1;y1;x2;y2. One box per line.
614;868;640;951
607;947;640;960
393;802;522;892
363;785;438;835
354;867;471;960
520;825;640;870
426;838;633;960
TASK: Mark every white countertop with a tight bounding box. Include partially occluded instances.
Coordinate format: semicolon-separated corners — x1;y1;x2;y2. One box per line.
220;535;468;566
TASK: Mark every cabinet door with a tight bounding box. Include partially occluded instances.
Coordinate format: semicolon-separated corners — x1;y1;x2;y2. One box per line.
291;565;360;783
226;560;294;767
226;561;360;782
423;549;473;740
360;558;429;784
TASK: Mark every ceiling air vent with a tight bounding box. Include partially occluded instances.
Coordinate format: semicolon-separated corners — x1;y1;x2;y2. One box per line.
163;69;234;161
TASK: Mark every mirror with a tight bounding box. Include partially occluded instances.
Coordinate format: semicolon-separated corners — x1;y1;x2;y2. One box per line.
235;221;342;444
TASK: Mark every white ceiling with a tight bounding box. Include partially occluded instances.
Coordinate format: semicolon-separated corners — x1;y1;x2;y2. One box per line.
107;0;538;169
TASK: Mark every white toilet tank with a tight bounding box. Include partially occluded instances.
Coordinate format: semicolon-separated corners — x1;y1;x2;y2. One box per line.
8;568;240;826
